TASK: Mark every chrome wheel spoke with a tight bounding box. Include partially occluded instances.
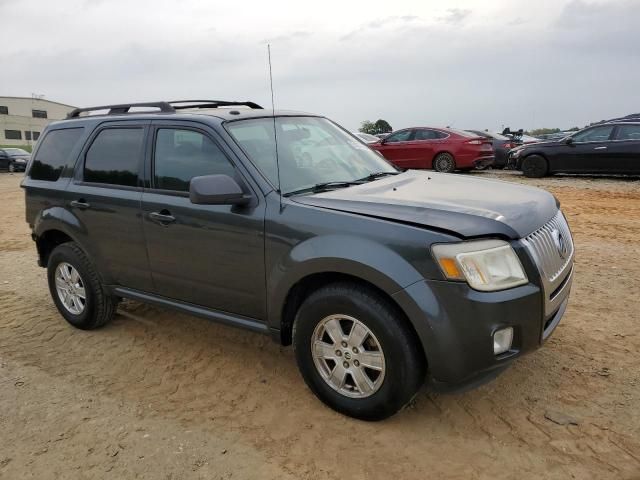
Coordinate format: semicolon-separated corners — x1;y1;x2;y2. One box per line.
313;340;335;360
75;286;86;300
358;351;384;370
55;276;67;290
323;318;344;344
70;268;80;284
348;322;368;348
328;362;348;390
350;367;374;396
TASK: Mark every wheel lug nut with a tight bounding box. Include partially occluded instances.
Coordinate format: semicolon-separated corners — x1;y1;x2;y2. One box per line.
354;360;360;367
343;361;349;368
341;341;348;348
335;350;342;357
352;347;358;354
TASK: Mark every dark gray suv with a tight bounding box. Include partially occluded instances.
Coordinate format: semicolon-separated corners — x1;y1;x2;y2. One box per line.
22;100;574;420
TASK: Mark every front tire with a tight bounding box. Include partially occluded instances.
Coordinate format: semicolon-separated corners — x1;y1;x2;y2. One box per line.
293;282;426;421
521;154;548;178
47;242;117;330
433;153;456;173
8;163;15;173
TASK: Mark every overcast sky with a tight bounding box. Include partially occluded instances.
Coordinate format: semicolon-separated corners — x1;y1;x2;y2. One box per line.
1;0;639;132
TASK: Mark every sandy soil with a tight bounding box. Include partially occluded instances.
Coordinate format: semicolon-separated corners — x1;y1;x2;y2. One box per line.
1;171;639;479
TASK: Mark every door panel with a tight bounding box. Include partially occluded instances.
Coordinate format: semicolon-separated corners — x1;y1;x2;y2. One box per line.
69;124;152;291
555;126;616;172
142;194;266;319
142;124;266;320
376;130;414;167
609;125;640;173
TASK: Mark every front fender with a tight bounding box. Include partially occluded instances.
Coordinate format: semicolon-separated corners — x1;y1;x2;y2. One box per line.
267;233;424;328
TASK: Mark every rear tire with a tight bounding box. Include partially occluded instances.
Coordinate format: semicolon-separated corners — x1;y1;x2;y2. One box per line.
293;282;426;421
47;242;117;330
433;153;456;173
8;163;15;173
521;155;548;178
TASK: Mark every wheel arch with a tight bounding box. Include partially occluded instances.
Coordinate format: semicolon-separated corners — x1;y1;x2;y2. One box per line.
277;271;428;368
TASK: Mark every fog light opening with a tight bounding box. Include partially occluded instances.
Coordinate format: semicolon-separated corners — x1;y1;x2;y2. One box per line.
493;327;514;355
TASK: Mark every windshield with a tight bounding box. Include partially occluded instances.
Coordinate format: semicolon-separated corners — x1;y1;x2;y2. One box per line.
5;148;29;155
226;116;396;195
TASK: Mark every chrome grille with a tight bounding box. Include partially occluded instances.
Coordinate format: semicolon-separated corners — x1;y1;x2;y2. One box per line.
521;210;575;318
521;211;574;283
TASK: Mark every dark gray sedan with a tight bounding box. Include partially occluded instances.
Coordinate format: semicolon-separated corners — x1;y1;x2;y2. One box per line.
0;148;31;172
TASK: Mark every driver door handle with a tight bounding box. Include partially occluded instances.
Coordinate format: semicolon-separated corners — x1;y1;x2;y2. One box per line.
70;199;91;209
594;146;607;150
149;210;176;225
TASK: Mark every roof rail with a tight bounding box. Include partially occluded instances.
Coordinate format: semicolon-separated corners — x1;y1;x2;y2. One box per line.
66;99;264;118
605;113;640;123
169;100;263;110
67;101;174;118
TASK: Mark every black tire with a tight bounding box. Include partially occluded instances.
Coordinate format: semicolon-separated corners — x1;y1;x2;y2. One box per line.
8;162;15;173
47;242;117;330
521;154;548;178
293;282;426;421
432;153;456;173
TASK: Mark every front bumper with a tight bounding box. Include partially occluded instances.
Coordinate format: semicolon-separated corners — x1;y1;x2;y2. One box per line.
392;271;571;389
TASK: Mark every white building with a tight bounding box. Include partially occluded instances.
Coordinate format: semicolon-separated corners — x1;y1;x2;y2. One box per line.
0;96;76;147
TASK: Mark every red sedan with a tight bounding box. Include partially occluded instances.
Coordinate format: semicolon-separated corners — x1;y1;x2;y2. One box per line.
370;127;494;173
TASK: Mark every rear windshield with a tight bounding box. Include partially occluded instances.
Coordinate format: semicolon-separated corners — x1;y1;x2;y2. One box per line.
29;128;84;181
448;128;480;138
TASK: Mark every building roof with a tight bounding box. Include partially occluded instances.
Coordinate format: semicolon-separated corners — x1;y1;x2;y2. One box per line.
0;96;76;109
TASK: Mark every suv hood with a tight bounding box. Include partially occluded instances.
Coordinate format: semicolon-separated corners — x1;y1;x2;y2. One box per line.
293;171;558;239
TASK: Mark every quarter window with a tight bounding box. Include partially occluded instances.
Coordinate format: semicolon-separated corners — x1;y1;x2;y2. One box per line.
32;109;48;119
384;130;413;143
29;128;84;181
154;129;235;192
84;128;144;187
572;126;614;143
615;124;640;141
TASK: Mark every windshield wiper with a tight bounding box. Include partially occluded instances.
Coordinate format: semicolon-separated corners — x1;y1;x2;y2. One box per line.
356;171;401;182
283;181;363;197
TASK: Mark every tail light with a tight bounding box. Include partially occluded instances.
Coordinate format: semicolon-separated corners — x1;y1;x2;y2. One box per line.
466;139;483;145
504;142;515;149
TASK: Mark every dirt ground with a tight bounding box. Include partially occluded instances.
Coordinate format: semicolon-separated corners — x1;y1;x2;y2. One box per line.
1;170;639;480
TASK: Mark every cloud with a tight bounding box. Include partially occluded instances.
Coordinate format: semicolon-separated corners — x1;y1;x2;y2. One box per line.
340;15;421;41
438;8;471;25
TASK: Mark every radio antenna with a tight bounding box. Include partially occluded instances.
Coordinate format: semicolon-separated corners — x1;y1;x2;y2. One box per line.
267;44;282;209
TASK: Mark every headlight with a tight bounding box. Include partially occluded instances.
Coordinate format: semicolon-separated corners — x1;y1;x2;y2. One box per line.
432;239;528;291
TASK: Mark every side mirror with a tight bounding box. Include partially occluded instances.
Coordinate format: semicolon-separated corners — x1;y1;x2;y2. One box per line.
189;174;251;206
565;137;574;145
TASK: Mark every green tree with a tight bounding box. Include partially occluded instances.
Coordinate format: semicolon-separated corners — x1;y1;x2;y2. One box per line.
529;127;561;136
359;119;393;135
359;120;376;135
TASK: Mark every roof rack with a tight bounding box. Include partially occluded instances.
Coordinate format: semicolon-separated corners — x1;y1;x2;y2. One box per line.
605;113;640;123
67;101;174;118
169;100;264;110
67;99;263;118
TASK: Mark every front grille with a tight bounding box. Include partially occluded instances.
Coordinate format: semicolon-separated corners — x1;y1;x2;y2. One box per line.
521;210;575;318
521;211;574;283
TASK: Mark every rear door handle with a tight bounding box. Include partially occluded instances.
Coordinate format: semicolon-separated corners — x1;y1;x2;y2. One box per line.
70;199;91;209
149;211;176;225
594;146;607;150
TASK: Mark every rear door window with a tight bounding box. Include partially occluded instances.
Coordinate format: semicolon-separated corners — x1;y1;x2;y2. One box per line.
153;128;236;192
84;128;144;187
29;128;84;181
572;126;615;143
615;124;640;141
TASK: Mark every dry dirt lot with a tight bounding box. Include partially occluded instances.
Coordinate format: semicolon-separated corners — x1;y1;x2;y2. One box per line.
1;171;639;479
